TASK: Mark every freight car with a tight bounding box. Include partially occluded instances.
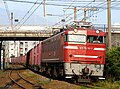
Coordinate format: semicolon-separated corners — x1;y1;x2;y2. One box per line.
27;43;42;71
10;55;26;65
10;22;106;82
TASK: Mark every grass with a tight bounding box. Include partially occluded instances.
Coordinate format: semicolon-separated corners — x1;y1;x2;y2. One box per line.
36;80;49;85
0;70;7;74
19;70;120;89
36;78;51;85
0;76;5;78
72;80;120;89
22;71;36;78
80;86;90;89
0;70;7;79
93;80;120;89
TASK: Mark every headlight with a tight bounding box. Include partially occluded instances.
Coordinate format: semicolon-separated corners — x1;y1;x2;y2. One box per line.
74;29;78;33
96;30;100;33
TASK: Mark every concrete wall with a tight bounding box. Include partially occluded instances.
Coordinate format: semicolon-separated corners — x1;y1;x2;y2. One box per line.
106;33;120;47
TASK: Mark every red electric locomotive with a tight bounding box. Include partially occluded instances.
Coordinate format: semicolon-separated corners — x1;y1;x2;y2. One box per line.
10;22;106;82
41;22;106;82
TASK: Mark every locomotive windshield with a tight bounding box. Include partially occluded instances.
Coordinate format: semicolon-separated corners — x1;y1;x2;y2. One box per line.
65;34;86;43
87;36;106;43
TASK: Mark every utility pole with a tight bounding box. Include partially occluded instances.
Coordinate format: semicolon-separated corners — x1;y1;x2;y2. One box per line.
84;10;87;23
82;8;98;23
3;46;5;70
11;12;13;30
64;7;98;22
64;7;77;21
44;0;46;17
0;41;2;70
74;7;77;21
107;0;111;49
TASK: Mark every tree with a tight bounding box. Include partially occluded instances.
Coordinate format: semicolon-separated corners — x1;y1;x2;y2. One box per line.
105;47;120;80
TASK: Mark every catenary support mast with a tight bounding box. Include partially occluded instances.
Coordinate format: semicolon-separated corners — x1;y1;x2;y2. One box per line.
107;0;111;49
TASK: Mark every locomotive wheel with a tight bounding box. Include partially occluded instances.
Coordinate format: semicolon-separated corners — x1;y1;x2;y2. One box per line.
91;77;98;82
35;66;40;72
72;76;78;83
46;67;51;77
51;67;58;78
34;66;39;71
58;69;64;80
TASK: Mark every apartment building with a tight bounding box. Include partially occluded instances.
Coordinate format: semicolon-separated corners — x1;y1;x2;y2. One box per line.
4;41;39;58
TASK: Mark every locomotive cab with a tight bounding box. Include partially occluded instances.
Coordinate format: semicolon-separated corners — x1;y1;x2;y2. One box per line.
63;27;106;82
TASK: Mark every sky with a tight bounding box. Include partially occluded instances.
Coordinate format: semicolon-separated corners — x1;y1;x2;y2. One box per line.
0;0;120;27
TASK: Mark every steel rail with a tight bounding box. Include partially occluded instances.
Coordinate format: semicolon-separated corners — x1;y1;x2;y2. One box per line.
8;65;36;89
17;71;35;85
8;70;26;89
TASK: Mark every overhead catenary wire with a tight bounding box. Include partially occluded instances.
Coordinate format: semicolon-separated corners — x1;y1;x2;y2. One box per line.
5;0;120;10
3;0;11;25
53;0;76;26
14;0;39;28
64;0;118;26
5;0;107;27
53;0;120;28
76;1;107;21
55;1;107;27
16;1;43;30
110;0;120;10
4;0;120;28
5;0;94;7
5;0;120;2
53;0;94;27
2;0;117;6
76;0;118;24
63;0;76;13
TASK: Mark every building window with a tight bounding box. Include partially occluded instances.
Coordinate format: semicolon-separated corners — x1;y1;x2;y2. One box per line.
20;54;23;56
20;48;23;52
11;43;13;45
25;48;28;53
20;42;23;48
25;42;28;47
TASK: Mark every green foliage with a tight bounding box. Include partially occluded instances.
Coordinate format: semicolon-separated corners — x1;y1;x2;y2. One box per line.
0;70;6;74
105;47;120;80
36;78;51;85
94;80;120;89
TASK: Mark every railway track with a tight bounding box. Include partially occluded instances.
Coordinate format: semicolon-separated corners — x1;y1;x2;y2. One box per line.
79;83;95;88
8;65;42;89
7;64;98;89
76;81;102;89
66;78;99;89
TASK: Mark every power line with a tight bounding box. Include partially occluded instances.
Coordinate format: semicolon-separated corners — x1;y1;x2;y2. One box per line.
14;0;39;28
4;0;120;28
53;0;120;28
3;0;11;25
54;1;106;27
56;1;120;25
63;0;76;13
76;0;120;23
76;1;106;20
53;0;94;27
5;0;120;9
5;0;120;2
16;1;43;30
